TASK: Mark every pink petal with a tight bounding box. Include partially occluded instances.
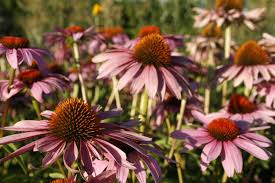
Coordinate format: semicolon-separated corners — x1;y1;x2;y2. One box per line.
0;131;48;145
145;65;158;98
6;48;18;68
42;142;66;166
117;165;129;183
207;140;222;161
221;142;235;177
64;141;78;168
0;142;35;163
233;138;271;160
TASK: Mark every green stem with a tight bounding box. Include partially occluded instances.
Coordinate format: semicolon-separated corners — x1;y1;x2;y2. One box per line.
139;91;148;133
112;77;121;109
32;98;41;120
204;50;214;114
91;85;100;105
73;42;87;102
130;94;138;119
56;159;66;177
166;98;187;165
105;89;115;111
175;153;184;183
146;98;153;121
221;172;228;183
222;25;231;106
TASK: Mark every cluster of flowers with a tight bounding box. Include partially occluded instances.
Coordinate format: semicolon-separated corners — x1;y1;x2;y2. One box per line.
0;0;274;182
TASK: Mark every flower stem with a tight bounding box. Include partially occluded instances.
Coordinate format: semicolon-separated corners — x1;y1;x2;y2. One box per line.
222;25;231;106
139;91;148;133
57;159;66;177
105;89;115;111
32;98;41;120
166;98;187;165
221;172;228;183
0;68;16;137
175;153;184;183
112;77;121;109
130;94;138;118
91;85;100;105
204;50;214;114
72;42;87;102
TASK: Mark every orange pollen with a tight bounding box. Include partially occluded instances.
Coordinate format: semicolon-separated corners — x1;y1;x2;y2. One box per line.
51;178;75;183
0;36;29;49
216;0;244;11
138;25;161;38
228;94;257;114
99;26;124;40
133;34;171;66
48;98;100;141
207;118;240;141
234;40;270;66
201;23;223;38
17;69;42;85
65;26;85;34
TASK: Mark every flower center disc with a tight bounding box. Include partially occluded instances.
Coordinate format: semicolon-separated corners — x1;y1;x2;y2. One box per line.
228;94;257;114
49;98;100;141
138;25;161;38
65;26;85;34
51;179;74;183
133;34;171;66
207;118;240;141
201;23;222;38
0;36;29;49
216;0;244;11
234;40;270;66
99;26;124;40
17;69;42;85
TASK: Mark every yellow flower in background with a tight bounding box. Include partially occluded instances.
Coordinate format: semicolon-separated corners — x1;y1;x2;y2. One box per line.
92;3;103;16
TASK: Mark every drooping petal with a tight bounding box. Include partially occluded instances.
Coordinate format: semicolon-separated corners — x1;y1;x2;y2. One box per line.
64;141;78;169
42;142;66;166
0;131;48;145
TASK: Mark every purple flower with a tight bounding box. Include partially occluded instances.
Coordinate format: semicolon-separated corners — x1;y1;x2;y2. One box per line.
125;25;184;51
171;110;272;177
217;40;275;89
0;36;48;70
0;98;153;177
253;78;275;108
93;34;194;100
0;68;69;102
207;94;275;124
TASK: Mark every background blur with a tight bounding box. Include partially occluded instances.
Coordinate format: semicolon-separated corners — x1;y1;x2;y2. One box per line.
0;0;274;46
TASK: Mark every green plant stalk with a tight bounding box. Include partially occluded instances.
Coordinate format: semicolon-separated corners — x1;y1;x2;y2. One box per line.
32;98;41;120
1;68;16;137
105;89;115;111
222;25;231;106
130;94;138;118
204;49;215;114
146;98;153;121
57;159;66;177
166;98;187;165
73;42;87;102
221;171;228;183
175;153;184;183
139;91;148;133
112;77;122;109
91;85;100;105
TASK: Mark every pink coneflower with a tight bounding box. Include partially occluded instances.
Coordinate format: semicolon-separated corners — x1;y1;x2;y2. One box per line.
87;170;116;183
68;62;97;84
93;33;193;100
152;95;203;128
0;98;152;176
44;25;99;63
0;36;48;69
86;26;129;55
259;33;275;59
171;111;272;177
187;23;224;63
51;177;75;183
126;25;184;51
96;140;162;183
207;94;275;124
0;68;69;102
194;0;265;30
217;40;275;89
253;78;275;108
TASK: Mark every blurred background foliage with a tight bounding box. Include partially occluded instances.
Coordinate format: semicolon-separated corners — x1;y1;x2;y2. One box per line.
0;0;274;45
